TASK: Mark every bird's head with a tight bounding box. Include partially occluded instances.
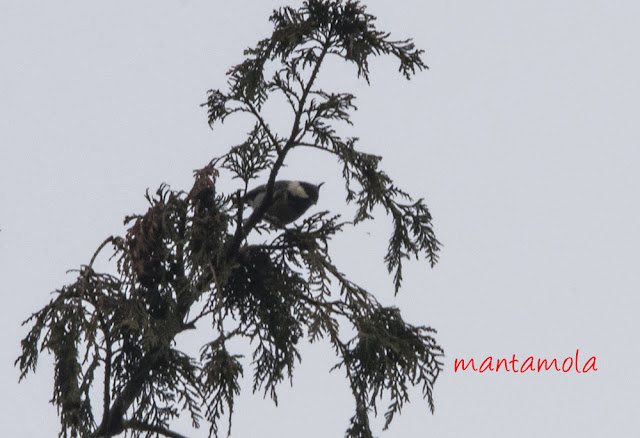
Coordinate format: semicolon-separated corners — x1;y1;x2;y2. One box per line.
289;181;324;205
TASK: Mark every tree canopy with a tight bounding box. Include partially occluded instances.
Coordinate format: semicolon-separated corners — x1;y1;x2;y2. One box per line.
17;1;443;437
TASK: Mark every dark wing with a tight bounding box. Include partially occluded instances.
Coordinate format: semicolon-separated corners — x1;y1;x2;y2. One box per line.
244;181;291;207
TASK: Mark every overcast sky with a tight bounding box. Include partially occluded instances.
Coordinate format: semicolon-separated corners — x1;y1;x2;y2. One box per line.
2;1;639;437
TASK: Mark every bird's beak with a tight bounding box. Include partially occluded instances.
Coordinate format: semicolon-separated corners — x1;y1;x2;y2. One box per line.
314;182;324;204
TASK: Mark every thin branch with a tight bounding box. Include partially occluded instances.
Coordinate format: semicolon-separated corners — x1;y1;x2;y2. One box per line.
226;40;332;257
101;327;112;429
87;236;118;272
209;259;227;333
123;420;190;438
271;75;299;113
294;290;348;316
231;189;244;251
246;102;282;154
296;141;338;154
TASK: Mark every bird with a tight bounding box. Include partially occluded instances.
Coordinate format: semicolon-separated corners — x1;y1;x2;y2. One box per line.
244;180;324;225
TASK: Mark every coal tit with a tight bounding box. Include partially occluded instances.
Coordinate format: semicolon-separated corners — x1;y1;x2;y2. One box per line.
244;180;324;225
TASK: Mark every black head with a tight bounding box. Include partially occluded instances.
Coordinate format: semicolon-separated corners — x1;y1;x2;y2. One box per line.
293;181;323;204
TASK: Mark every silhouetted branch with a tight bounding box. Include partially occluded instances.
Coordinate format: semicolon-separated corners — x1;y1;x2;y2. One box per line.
124;420;190;438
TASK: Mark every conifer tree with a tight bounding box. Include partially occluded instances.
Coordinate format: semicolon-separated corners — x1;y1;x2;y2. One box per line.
17;1;443;437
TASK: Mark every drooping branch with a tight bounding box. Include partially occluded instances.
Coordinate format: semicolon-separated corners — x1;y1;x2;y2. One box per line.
123;420;191;438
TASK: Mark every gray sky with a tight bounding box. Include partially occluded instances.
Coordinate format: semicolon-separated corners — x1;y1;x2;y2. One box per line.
2;0;639;436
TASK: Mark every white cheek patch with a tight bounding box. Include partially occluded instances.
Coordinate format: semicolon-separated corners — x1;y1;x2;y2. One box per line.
288;181;309;199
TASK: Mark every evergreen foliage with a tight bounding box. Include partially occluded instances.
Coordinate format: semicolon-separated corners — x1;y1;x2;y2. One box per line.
17;1;443;437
